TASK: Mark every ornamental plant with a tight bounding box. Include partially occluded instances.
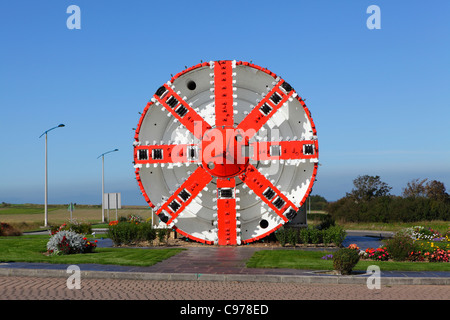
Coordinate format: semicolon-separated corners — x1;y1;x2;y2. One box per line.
83;237;98;253
404;226;446;242
385;232;417;261
365;247;389;261
333;247;360;275
287;228;299;247
424;248;450;262
127;214;143;224
0;222;22;236
108;221;156;246
47;230;96;255
326;225;347;247
50;221;92;235
275;228;288;247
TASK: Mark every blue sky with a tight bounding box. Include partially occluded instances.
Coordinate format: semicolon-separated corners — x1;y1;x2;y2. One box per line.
1;0;449;205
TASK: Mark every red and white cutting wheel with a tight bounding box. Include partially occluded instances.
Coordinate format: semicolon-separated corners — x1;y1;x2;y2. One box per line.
134;60;318;245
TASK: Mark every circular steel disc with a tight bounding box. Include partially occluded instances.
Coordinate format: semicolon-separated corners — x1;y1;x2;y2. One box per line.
134;60;318;245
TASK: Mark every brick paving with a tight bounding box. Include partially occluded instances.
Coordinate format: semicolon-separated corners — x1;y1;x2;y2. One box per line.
0;275;449;300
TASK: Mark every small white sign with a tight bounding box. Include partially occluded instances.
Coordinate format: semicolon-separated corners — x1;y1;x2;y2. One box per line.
104;193;121;210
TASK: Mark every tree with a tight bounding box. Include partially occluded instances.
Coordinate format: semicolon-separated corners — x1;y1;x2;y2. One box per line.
347;175;392;202
425;180;449;202
308;195;328;211
402;178;428;198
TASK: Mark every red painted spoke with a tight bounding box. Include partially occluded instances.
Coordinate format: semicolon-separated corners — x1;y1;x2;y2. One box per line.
154;84;211;140
134;144;199;165
214;60;235;127
156;166;212;225
215;178;237;245
250;140;318;161
239;164;297;222
236;79;294;139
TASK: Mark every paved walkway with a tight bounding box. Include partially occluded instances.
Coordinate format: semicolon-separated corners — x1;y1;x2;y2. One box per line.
1;276;449;301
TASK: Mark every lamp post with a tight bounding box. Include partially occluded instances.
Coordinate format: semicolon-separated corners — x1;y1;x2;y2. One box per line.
97;149;118;223
39;124;65;227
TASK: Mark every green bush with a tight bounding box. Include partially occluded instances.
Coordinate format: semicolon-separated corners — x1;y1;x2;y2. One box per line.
67;221;92;234
50;221;91;235
108;222;137;245
384;232;418;261
108;222;157;246
0;222;22;236
322;228;333;246
157;228;169;244
333;248;360;275
316;214;335;230
138;222;157;242
275;228;288;246
327;225;347;247
287;228;298;247
309;227;322;244
298;227;309;244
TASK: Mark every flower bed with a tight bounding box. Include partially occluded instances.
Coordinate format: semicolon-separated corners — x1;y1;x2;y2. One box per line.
361;226;450;263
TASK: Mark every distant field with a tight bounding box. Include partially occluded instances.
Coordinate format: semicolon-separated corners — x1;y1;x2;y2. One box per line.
0;204;153;230
1;204;448;235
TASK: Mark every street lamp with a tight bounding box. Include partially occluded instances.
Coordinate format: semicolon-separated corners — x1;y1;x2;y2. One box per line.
97;149;119;223
39;124;65;227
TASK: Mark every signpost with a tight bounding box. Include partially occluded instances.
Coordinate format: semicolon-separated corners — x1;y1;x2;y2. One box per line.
103;193;121;221
68;202;75;221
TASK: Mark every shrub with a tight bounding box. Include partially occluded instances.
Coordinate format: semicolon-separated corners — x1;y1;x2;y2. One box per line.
50;221;92;235
384;233;417;261
47;230;96;255
333;247;360;275
299;227;310;244
67;220;92;234
287;228;298;247
326;225;346;247
138;222;157;242
108;221;138;245
275;228;288;247
322;228;333;246
108;221;158;246
309;227;322;244
0;222;22;236
316;214;335;230
157;228;169;244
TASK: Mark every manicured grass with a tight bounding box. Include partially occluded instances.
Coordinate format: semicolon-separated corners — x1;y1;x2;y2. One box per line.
246;249;450;272
0;235;184;267
246;250;334;270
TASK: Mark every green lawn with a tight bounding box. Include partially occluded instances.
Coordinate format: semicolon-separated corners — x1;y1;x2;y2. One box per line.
0;235;184;267
246;250;450;272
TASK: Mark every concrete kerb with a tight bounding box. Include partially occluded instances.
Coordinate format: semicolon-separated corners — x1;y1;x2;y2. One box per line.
1;267;449;285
